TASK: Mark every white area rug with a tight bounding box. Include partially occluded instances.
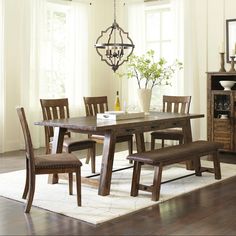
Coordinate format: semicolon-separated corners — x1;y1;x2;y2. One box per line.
0;151;236;225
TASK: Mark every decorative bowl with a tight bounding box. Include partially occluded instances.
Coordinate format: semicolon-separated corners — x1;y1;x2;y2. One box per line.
220;80;236;91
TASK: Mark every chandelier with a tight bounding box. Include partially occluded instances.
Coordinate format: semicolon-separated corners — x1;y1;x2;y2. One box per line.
95;0;135;72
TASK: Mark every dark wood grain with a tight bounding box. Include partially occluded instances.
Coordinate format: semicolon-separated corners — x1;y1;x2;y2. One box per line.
16;107;82;212
0;146;236;235
83;95;133;174
35;112;204;196
128;141;222;202
35;112;203;132
151;95;191;149
207;72;236;151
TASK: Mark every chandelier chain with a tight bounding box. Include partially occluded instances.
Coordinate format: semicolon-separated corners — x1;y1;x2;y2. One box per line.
114;0;116;23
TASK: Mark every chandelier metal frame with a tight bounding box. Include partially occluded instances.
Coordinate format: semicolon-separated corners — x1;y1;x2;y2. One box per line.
95;0;135;72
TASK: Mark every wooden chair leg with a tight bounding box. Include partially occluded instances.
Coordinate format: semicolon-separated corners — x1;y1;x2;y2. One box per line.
179;138;184;145
69;173;73;195
131;162;142;197
22;159;29;199
161;139;165;148
25;173;35;213
213;152;221;180
194;157;202;176
128;138;133;163
151;135;155;150
128;137;133;155
90;144;96;173
85;149;90;164
75;169;81;206
152;164;163;201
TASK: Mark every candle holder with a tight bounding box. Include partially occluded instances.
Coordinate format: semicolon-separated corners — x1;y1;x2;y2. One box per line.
229;56;236;72
219;52;226;72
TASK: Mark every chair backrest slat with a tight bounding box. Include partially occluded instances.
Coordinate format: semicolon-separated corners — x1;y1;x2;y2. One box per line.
40;98;70;154
16;107;35;166
163;95;191;114
83;96;108;116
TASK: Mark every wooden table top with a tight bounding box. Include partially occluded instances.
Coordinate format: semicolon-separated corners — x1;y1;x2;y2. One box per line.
35;112;204;132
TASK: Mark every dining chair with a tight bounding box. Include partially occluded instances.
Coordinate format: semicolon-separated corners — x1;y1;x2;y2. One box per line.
150;95;191;150
16;107;82;213
40;98;96;173
83;96;133;165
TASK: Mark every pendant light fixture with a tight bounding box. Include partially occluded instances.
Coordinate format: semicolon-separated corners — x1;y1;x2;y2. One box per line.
95;0;135;72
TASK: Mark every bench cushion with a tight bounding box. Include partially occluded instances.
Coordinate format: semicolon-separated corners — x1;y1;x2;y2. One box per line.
127;140;223;165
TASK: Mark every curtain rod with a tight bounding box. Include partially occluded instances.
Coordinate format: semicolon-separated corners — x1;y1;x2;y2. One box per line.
144;0;160;2
60;0;92;4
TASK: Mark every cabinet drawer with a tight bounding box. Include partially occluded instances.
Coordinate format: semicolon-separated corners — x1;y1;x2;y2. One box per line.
213;131;231;139
213;137;231;150
213;135;231;142
213;121;231;131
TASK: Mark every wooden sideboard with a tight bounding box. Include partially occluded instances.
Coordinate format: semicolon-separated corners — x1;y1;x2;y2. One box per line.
207;72;236;151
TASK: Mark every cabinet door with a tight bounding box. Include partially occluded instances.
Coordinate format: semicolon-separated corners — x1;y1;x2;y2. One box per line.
212;92;234;150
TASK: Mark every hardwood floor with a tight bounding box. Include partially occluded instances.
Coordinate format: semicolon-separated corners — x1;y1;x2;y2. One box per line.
0;145;236;235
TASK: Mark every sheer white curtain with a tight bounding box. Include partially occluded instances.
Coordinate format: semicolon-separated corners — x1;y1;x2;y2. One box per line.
123;0;184;111
122;0;145;108
0;0;5;153
170;0;184;95
20;0;91;147
182;0;208;140
65;1;90;117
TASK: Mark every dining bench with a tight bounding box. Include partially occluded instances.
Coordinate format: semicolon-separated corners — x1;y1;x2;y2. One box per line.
127;140;223;201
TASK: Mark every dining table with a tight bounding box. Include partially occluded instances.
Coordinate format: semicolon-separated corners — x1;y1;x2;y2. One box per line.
35;111;204;196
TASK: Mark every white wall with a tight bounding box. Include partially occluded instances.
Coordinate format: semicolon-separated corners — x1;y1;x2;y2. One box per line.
89;0;124;105
89;0;115;100
194;0;236;140
2;0;236;152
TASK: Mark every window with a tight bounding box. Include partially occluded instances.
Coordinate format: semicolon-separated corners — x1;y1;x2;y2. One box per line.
40;2;73;98
34;0;90;114
19;0;90;147
145;4;173;62
145;2;175;110
126;1;179;111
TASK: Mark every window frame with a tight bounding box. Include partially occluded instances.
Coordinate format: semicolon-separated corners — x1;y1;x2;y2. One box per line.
144;3;172;59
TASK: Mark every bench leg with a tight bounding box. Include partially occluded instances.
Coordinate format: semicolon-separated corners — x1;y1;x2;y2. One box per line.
213;152;221;180
131;161;142;197
152;164;163;201
194;157;202;176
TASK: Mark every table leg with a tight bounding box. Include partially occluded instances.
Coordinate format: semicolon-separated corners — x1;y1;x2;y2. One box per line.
135;133;145;152
98;132;116;196
182;119;194;170
48;127;67;184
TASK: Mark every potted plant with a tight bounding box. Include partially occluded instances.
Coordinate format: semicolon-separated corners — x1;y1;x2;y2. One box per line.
118;50;183;112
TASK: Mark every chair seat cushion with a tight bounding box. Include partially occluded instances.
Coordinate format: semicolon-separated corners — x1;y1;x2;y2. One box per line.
116;134;133;143
49;137;96;150
63;138;96;148
151;128;183;140
35;153;82;169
